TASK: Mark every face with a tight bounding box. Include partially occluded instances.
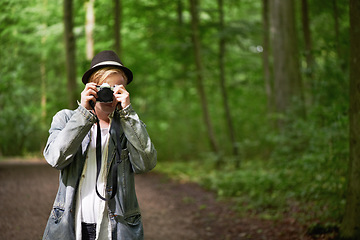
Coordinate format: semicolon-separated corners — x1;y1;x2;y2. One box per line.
95;73;127;114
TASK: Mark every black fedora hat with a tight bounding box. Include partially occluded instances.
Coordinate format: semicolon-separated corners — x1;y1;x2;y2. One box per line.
82;50;133;84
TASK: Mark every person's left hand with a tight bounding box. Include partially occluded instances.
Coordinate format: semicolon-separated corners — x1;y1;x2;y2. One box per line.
113;85;130;109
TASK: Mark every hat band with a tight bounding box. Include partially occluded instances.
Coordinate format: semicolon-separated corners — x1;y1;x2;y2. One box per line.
92;61;123;68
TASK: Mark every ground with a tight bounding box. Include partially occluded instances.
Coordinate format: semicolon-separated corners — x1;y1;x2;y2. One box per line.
0;159;334;240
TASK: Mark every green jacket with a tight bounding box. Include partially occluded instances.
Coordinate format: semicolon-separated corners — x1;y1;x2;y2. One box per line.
42;104;157;240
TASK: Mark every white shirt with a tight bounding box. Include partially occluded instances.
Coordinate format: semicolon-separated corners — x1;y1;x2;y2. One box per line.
75;125;112;240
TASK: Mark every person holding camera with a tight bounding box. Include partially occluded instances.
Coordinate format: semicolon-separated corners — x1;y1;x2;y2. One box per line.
42;50;157;240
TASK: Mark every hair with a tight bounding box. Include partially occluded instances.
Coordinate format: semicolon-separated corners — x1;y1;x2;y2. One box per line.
89;67;128;85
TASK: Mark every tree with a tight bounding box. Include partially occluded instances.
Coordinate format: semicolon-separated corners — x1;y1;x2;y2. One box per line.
301;0;315;107
340;0;360;239
64;0;77;109
217;0;238;161
189;0;220;154
85;0;95;60
261;0;274;115
270;0;305;128
301;0;314;79
177;0;184;26
113;0;122;56
40;0;48;125
332;0;341;60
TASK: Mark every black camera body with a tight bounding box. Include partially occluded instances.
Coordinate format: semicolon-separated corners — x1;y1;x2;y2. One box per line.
96;83;114;102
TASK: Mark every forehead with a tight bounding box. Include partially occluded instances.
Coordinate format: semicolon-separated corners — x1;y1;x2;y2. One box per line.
103;73;127;86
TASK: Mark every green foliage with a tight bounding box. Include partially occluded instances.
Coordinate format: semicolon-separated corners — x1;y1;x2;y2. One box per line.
0;0;67;155
0;0;350;230
157;136;347;223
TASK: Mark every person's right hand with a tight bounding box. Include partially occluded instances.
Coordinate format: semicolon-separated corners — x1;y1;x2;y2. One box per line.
80;83;98;110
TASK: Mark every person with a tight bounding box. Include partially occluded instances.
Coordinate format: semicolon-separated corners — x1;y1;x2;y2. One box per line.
42;50;157;240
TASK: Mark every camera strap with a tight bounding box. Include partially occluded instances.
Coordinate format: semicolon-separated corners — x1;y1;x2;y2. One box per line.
90;101;126;201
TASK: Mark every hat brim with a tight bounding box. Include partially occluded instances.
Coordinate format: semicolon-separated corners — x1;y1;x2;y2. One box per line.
82;64;133;85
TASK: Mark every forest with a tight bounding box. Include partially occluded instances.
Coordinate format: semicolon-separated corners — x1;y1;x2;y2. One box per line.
0;0;359;238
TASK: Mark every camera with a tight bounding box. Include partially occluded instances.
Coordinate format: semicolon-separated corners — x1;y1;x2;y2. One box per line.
96;83;115;102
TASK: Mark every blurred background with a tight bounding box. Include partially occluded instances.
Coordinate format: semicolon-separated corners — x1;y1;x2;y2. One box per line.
0;0;351;236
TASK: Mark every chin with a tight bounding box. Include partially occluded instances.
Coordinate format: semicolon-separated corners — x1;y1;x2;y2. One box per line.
98;102;116;113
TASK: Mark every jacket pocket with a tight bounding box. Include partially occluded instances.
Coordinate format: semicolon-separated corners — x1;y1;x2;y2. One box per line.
51;206;65;224
124;212;142;226
113;211;142;227
121;148;129;162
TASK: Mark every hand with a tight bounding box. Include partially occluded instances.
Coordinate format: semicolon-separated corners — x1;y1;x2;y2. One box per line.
113;85;130;109
80;83;98;110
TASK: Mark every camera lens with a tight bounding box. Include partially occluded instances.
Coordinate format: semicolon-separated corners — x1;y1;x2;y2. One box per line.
97;88;113;102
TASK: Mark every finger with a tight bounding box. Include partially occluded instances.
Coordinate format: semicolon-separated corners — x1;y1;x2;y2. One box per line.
114;92;128;100
113;93;122;103
86;95;95;101
114;93;130;108
114;84;127;94
87;89;98;98
85;82;98;91
86;95;97;106
82;89;97;99
87;82;97;87
81;94;97;110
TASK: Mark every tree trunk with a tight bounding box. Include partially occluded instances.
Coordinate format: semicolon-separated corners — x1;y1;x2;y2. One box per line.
270;0;305;129
332;0;346;71
85;0;95;61
300;0;314;106
217;0;238;162
189;0;219;154
176;0;188;87
340;1;360;239
64;0;77;109
40;0;48;152
113;0;122;57
332;0;341;60
261;0;274;115
177;0;184;26
40;58;47;122
41;0;48;123
301;0;314;76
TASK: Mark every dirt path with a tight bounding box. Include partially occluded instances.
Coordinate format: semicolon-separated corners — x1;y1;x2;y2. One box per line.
0;160;313;240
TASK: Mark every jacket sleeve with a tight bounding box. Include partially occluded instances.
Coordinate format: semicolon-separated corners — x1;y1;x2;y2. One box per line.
43;105;97;170
119;104;157;173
